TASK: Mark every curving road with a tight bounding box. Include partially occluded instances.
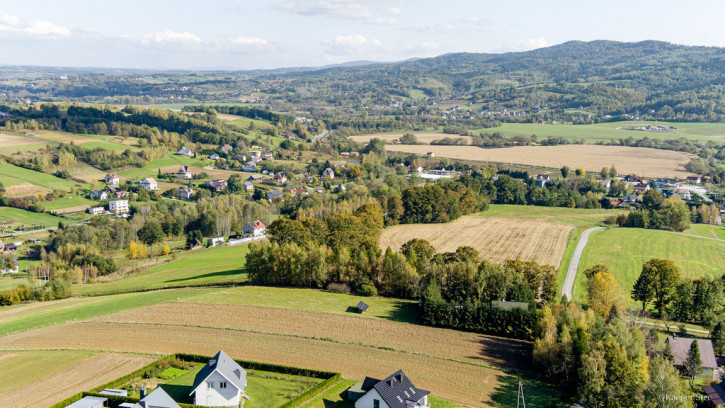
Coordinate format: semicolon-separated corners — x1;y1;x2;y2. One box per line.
561;226;606;301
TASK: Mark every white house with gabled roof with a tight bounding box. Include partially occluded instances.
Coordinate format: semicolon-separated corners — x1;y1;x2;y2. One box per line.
189;350;247;407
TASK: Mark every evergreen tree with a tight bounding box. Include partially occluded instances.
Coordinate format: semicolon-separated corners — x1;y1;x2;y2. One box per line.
683;341;702;385
712;321;725;355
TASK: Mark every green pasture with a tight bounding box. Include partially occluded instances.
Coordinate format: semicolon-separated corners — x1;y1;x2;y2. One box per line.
0;164;81;190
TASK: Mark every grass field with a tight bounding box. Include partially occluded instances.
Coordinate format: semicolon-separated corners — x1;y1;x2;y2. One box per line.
44;195;96;211
0;133;50;152
75;244;250;296
0;206;64;229
0;350;95;394
0;164;82;190
480;121;725;143
574;228;725;303
380;215;572;267
385;144;696;178
482;204;625;227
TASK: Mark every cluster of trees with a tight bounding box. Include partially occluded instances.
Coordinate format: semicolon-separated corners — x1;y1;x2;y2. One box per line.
608;190;691;231
182;104;290;126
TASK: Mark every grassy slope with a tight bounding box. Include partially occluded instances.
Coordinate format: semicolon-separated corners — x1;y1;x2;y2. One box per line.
574;228;725;303
75;245;250;296
0;350;96;394
481;121;725;143
44;195;96;211
0;206;65;227
184;286;419;324
0;164;81;190
0;288;210;336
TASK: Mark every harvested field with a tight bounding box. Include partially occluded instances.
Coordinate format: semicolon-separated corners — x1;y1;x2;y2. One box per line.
384;144;696;178
50;204;91;214
90;303;531;371
0;352;156;408
380;215;572;267
349;132;472;145
0;133;40;147
0;322;504;407
3;183;51;198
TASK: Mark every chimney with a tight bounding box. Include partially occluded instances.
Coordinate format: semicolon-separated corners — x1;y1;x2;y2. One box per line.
234;369;241;379
388;380;394;386
140;387;146;399
209;359;216;366
396;373;404;382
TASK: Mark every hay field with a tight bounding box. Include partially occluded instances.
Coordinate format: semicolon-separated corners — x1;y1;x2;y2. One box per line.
0;321;506;407
3;183;51;198
384;144;696;178
380;215;572;267
349;132;472;144
0;133;41;147
90;303;531;371
0;352;156;408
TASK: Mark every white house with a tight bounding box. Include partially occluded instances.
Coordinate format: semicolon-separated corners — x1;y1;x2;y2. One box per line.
177;146;193;157
90;190;108;200
673;188;692;200
105;173;120;185
66;396;107;408
323;167;335;179
209;153;220;160
109;200;129;214
87;206;105;215
189;350;247;407
243;181;254;191
132;387;180;408
350;370;429;408
178;188;195;200
208;236;225;247
244;162;257;172
685;176;701;184
177;166;193;179
139;177;158;191
243;220;266;236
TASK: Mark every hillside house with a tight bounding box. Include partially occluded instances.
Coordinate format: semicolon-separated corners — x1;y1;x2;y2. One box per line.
232;154;246;162
109;199;129;214
205;179;227;192
189;350;247;407
177;146;193;157
4;241;22;251
243;162;257;172
262;151;274;160
685;176;702;184
243;181;254;191
323;167;335;179
131;387;180;408
105;173;120;185
251;156;262;163
178;188;195;200
249;151;262;158
220;144;233;154
66;396;107;408
248;174;262;182
274;172;287;184
267;190;283;201
87;207;105;215
90;190;108;200
177;166;193;179
633;182;651;194
534;174;550;187
115;190;129;199
209;153;220;160
349;370;429;408
207;236;225;247
672;188;692;200
243;220;266;236
289;187;307;196
666;337;718;378
139;177;158;191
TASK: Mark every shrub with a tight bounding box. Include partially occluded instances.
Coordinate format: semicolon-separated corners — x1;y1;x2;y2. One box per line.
357;284;377;297
326;282;350;294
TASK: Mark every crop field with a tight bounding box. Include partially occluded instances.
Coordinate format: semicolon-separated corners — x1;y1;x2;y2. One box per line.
0;206;64;229
0;133;46;149
380;215;571;267
75;244;250;296
0;351;156;408
384;144;696;178
482;204;625;227
0;164;81;191
574;228;725;303
482;121;725;143
349;132;472;144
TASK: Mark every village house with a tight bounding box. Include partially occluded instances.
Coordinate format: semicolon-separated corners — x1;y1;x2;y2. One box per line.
115;190;129;199
109;199;129;214
205;179;227;192
87;206;105;215
322;167;335;179
274;172;287;184
177;146;193;157
633;182;651;194
207;236;225;247
105;184;119;194
177;188;195;200
209;153;220;160
176;166;193;180
348;370;429;408
672;188;692;200
685;176;702;184
267;189;283;201
138;177;158;191
249;150;262;158
289;187;307;196
243;181;254;192
534;174;550;188
232;154;246;162
243;162;257;172
3;241;23;252
261;151;274;160
666;337;718;379
131;387;180;408
189;350;247;407
66;396;107;408
243;220;266;236
104;173;120;185
248;174;262;182
219;144;233;154
89;190;108;200
251;156;262;163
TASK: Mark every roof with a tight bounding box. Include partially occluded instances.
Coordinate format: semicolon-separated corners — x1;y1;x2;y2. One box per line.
704;382;725;406
190;350;247;396
106;173;118;178
367;370;429;408
247;220;265;229
66;396;108;408
140;177;157;184
132;387;181;408
666;337;718;369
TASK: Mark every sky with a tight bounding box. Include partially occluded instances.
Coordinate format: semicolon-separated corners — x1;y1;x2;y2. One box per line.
1;0;724;70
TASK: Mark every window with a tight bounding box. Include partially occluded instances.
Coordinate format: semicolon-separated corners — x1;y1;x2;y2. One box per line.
207;382;213;389
374;399;380;408
220;382;227;389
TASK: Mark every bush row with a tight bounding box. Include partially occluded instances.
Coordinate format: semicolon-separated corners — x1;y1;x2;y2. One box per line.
422;300;538;340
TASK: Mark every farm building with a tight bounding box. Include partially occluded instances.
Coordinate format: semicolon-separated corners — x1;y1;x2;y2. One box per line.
65;396;107;408
4;241;23;251
177;146;193;157
138;177;158;191
132;387;180;408
349;370;429;408
109;200;129;214
208;236;225;247
665;337;718;378
105;173;120;185
189;350;247;407
243;220;266;236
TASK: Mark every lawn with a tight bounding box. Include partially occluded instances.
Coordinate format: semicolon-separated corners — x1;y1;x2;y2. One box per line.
80;141;134;151
0;350;96;394
0;288;210;336
44;195;96;211
75;244;250;296
481;204;626;227
684;223;724;240
0;164;80;190
574;228;725;303
0;206;65;229
233;116;274;129
480;121;725;143
184;285;420;324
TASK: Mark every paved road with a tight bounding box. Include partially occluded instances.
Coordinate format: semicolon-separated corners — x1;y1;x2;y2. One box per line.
312;129;329;143
561;226;606;301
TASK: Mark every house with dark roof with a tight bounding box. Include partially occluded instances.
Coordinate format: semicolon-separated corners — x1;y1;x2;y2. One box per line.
704;382;725;407
189;350;247;407
666;337;718;378
105;173;120;185
131;387;180;408
349;370;429;408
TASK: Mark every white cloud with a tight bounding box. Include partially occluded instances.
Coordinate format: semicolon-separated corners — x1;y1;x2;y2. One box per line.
411;23;457;34
122;30;273;54
0;14;71;38
275;0;402;24
321;34;382;56
510;37;550;51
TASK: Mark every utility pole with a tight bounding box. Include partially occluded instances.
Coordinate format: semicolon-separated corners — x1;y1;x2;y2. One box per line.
517;381;526;408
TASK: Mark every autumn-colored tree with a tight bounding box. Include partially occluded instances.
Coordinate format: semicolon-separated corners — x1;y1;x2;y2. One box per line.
585;266;620;318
